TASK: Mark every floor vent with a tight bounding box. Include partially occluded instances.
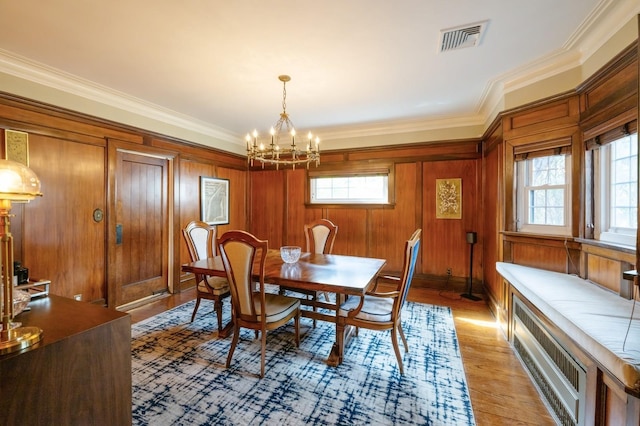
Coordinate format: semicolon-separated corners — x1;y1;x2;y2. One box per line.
439;21;488;52
512;295;586;425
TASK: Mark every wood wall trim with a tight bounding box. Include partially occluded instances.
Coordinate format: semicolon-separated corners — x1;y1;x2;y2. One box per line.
0;92;143;144
483;121;503;154
0;90;245;162
501;231;580;249
577;41;637;96
578;239;636;263
300;139;481;165
503;96;580;141
151;137;246;169
579;41;638;139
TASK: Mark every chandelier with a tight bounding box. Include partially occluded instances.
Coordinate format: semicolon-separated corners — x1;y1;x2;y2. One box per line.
246;75;320;169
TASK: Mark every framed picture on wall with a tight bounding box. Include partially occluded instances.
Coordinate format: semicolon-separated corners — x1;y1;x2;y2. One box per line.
435;178;462;219
200;176;229;225
4;129;29;166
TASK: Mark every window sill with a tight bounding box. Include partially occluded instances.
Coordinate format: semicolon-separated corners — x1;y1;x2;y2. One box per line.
574;237;636;255
502;231;573;241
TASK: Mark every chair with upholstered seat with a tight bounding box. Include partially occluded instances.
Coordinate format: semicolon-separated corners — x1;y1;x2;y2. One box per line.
338;229;421;374
218;230;301;378
182;220;230;333
282;218;337;326
305;218;338;301
305;218;338;255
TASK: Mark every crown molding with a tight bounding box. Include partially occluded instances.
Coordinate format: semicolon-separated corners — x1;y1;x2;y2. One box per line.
476;0;638;125
0;49;238;144
316;113;486;140
0;0;637;148
0;47;488;143
567;0;640;59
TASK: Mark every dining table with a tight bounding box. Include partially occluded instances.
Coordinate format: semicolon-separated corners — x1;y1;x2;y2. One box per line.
181;249;387;366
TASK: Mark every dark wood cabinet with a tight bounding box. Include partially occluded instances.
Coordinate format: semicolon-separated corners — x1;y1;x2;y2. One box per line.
0;295;131;426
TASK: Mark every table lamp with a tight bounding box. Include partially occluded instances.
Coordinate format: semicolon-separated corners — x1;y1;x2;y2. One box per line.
0;159;43;355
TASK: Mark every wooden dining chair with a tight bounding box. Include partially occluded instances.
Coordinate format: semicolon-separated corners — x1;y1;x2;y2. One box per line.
338;228;421;374
305;218;338;255
218;230;301;378
283;218;338;327
182;220;231;332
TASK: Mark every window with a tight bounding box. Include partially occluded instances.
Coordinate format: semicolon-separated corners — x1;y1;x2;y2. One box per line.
311;175;388;204
516;154;572;235
595;132;638;246
308;165;392;205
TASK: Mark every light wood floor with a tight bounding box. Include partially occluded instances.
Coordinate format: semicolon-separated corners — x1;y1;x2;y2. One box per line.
128;286;556;426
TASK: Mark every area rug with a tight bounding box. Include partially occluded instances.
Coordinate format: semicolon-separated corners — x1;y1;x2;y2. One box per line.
131;299;476;426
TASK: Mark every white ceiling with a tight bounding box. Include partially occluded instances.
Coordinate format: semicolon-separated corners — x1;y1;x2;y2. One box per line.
0;0;637;152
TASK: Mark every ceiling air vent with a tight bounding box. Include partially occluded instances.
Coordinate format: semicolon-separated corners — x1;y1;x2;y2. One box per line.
439;20;488;52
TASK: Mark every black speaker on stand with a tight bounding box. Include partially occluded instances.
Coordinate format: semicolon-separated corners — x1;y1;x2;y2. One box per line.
461;231;481;301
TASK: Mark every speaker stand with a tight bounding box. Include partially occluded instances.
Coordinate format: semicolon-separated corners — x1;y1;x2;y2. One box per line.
461;289;481;301
461;238;481;301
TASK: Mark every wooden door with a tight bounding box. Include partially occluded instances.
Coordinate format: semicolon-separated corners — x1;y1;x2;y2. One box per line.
113;150;169;307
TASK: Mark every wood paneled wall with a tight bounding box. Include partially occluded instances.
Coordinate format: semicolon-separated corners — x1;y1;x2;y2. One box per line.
0;93;247;306
482;41;638;318
0;40;634;308
482;120;503;314
423;159;481;278
177;158;247;289
248;142;483;284
249;169;287;247
370;162;421;271
177;161;246;252
26;133;108;302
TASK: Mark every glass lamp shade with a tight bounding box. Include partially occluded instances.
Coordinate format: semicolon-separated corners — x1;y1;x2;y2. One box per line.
0;159;43;354
0;159;42;201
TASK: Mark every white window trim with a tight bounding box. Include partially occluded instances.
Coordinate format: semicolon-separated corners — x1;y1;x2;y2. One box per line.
309;174;389;205
516;155;572;236
594;138;637;248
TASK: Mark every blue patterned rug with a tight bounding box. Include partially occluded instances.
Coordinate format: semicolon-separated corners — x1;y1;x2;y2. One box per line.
131;299;476;425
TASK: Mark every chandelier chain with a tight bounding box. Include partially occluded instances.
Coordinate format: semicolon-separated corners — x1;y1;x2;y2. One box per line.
281;80;287;115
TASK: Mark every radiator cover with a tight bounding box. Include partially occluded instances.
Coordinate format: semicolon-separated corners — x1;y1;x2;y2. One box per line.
512;295;587;426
